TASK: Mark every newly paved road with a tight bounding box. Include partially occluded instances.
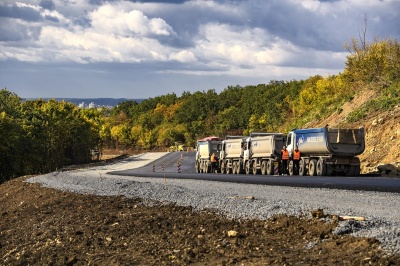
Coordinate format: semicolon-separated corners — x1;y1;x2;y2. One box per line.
108;151;400;193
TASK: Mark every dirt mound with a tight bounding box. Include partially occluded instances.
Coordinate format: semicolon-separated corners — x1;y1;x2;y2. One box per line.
305;89;400;174
1;177;399;265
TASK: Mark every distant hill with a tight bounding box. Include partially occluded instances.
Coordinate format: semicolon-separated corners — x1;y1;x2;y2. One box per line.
22;98;144;108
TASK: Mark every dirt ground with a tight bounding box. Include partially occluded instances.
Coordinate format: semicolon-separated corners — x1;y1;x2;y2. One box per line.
1;176;399;266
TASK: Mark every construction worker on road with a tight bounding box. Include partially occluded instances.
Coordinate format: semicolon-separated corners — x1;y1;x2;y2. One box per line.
292;145;301;175
281;146;289;175
210;152;218;173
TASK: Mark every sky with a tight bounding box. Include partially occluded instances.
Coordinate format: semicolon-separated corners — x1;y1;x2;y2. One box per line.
1;0;399;99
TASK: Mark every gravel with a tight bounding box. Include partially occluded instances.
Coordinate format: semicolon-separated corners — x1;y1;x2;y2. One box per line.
26;152;400;255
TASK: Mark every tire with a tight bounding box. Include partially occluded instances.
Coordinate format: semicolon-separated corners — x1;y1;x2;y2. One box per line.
204;162;209;173
227;162;232;174
232;162;237;174
267;160;273;175
235;162;241;174
221;161;226;174
195;161;200;173
346;165;356;176
326;165;334;176
237;162;244;174
309;159;317;176
288;160;294;176
316;159;327;176
245;161;251;175
299;159;305;176
253;161;258;175
355;165;361;176
261;161;267;175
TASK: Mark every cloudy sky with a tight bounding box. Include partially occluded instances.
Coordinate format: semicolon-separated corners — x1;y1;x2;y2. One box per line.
1;0;399;99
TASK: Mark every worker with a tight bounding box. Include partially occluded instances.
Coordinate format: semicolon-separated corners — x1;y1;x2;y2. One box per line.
281;146;289;175
292;145;301;175
210;152;218;173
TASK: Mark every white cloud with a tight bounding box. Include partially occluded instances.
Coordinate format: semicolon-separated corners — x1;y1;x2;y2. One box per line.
89;5;175;37
170;50;196;62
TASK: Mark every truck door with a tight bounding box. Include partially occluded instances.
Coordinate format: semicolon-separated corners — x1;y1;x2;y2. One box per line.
286;132;294;158
220;142;226;160
243;138;251;161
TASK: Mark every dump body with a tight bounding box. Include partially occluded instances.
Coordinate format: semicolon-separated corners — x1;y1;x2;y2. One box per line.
195;138;222;173
196;141;220;159
244;134;285;161
218;136;247;174
248;135;285;159
288;127;365;157
221;138;245;159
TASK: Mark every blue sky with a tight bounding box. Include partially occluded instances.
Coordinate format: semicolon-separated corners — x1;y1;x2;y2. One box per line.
1;0;399;99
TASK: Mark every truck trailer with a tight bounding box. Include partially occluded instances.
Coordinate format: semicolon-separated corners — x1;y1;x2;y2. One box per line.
243;133;286;175
195;136;221;173
219;136;247;174
286;126;365;176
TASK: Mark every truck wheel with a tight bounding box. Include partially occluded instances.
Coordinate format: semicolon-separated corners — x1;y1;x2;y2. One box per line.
237;162;242;174
203;162;209;173
326;165;334;176
288;160;294;176
232;162;237;174
266;160;273;175
227;162;232;174
253;161;259;175
309;159;317;176
355;165;361;176
299;160;305;176
245;161;251;175
316;159;327;176
232;162;239;175
346;165;356;176
221;161;226;174
261;161;267;175
195;161;200;173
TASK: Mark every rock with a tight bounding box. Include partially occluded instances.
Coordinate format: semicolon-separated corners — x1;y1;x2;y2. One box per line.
227;230;238;237
311;209;324;218
377;164;400;176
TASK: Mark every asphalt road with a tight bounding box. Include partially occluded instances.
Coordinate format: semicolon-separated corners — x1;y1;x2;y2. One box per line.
108;151;400;193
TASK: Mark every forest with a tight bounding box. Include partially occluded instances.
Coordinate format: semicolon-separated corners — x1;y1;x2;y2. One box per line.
1;37;400;182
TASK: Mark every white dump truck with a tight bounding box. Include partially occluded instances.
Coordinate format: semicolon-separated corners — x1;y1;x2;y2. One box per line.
286;126;365;176
195;136;221;173
243;133;286;175
218;136;247;174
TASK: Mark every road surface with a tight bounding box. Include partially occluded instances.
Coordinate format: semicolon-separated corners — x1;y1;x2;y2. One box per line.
108;151;400;193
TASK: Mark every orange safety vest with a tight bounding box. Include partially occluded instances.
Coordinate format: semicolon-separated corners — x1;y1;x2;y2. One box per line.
293;150;301;160
281;150;289;160
211;153;217;162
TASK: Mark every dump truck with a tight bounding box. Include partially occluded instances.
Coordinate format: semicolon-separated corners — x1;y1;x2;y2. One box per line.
285;126;365;176
218;136;247;174
195;136;221;173
243;133;286;175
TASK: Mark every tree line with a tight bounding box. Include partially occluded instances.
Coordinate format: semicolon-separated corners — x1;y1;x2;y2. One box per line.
1;37;399;182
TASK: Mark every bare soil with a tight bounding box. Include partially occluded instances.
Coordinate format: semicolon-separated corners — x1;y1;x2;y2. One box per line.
1;176;400;265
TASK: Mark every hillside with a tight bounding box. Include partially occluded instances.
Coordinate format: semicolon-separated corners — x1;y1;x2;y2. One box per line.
304;89;400;175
